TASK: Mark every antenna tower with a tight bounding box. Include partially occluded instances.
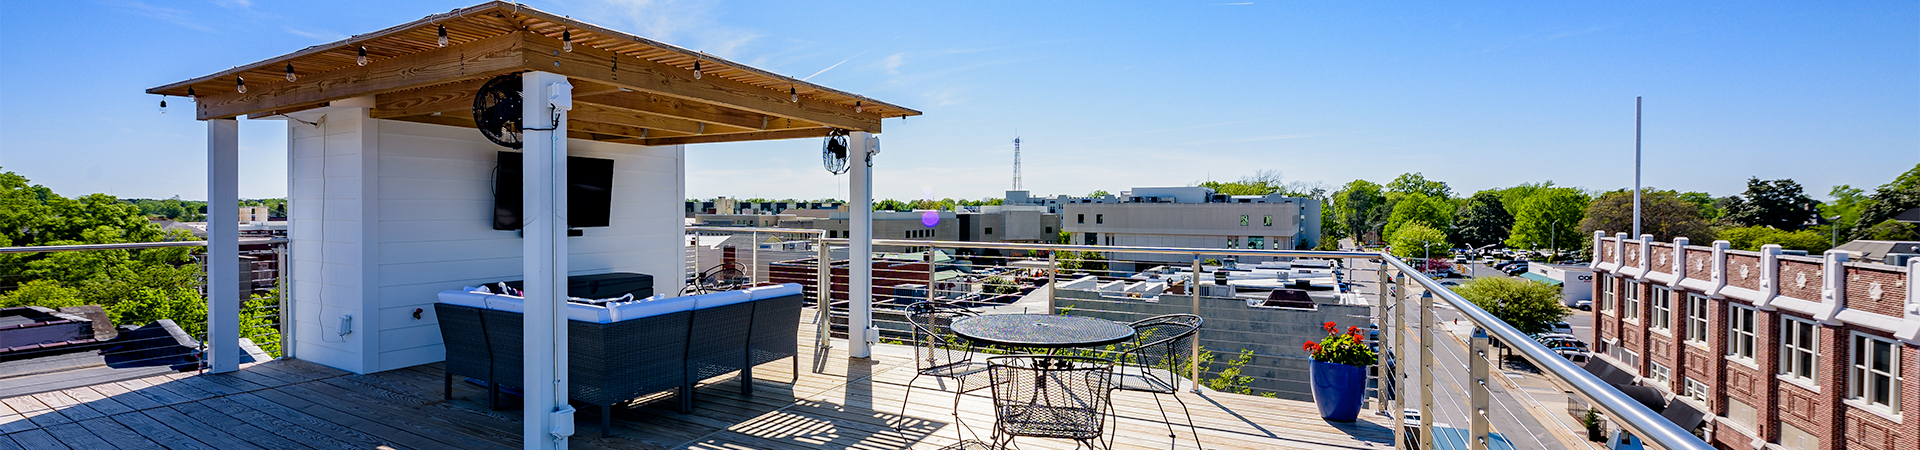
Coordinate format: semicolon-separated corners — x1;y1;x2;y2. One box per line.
1012;136;1022;190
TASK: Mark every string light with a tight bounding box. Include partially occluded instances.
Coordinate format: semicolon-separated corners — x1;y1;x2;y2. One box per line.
236;77;247;94
437;25;449;47
790;87;798;103
562;29;573;52
285;64;297;82
357;46;368;66
160;98;167;114
186;87;196;103
855;101;863;113
692;61;702;79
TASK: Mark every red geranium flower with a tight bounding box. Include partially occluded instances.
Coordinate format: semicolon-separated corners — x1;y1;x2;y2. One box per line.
1323;321;1337;333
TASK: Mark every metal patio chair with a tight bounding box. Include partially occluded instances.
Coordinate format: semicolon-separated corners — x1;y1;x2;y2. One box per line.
897;301;994;436
1111;314;1204;448
985;355;1116;449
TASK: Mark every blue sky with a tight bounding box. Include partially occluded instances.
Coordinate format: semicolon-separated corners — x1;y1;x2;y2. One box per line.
1;1;1914;202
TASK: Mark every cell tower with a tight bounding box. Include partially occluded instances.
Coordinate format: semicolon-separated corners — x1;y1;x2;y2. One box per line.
1012;137;1022;190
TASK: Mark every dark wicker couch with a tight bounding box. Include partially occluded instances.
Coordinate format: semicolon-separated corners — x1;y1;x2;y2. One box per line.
434;283;803;436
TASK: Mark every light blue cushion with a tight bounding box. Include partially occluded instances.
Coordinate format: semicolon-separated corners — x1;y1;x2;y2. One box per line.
690;290;754;309
566;302;614;323
437;290;490;309
745;283;803;300
609;296;696;321
485;295;525;313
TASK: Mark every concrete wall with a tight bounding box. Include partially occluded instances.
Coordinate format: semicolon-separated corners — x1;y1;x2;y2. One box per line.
1054;286;1370;400
287;104;685;374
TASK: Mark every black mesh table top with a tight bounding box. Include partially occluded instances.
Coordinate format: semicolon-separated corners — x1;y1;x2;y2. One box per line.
950;314;1136;349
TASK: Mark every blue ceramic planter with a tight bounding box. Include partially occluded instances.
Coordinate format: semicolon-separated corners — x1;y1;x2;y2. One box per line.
1310;359;1367;422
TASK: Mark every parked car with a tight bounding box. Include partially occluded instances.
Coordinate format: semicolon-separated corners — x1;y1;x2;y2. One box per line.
1551;321;1573;335
1575;299;1592;311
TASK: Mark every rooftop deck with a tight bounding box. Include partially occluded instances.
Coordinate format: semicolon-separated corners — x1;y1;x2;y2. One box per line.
0;310;1394;450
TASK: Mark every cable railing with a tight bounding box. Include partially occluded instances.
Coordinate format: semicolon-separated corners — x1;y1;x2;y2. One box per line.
678;229;1710;450
0;238;288;393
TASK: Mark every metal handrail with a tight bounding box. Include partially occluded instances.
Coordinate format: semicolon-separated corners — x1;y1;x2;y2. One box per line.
1380;255;1711;450
0;237;289;254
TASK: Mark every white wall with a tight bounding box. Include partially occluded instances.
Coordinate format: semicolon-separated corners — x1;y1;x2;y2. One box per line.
287;105;686;374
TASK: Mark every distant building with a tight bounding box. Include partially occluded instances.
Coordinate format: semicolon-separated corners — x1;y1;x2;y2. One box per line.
1517;263;1595;307
684;197;843;216
955;205;1062;244
1831;240;1920;265
778;209;959;251
1056;186;1322;272
693;213;791;228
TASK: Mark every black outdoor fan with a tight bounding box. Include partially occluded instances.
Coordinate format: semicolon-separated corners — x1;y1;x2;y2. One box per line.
822;129;850;174
473;73;524;149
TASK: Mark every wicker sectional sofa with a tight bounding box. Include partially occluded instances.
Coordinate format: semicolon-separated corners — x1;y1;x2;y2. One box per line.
433;283;803;436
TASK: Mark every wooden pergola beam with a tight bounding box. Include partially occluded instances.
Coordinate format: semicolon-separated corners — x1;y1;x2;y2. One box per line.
633;127;834;146
519;34;881;133
572;91;767;131
194;32;529;120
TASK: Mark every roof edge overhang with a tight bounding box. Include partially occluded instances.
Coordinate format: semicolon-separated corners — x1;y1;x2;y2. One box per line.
145;1;917;141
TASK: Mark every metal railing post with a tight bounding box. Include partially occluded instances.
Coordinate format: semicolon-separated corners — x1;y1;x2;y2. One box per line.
1391;270;1407;450
1190;253;1203;392
926;248;936;303
751;231;760;284
275;243;291;359
1419;289;1436;450
1047;250;1057;314
1374;261;1388;415
1470;327;1491;450
816;236;831;351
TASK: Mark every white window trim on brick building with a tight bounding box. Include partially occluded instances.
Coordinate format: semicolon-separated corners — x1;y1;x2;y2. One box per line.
1727;304;1757;365
1684;293;1709;345
1684;377;1710;406
1623;280;1641;322
1600;276;1616;316
1779;316;1818;385
1848;332;1903;416
1648;286;1672;333
1649;362;1672;392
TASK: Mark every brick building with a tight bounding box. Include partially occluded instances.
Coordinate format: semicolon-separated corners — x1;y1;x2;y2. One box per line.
1587;231;1919;450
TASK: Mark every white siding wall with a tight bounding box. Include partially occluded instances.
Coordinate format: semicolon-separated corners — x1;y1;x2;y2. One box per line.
287;106;686;374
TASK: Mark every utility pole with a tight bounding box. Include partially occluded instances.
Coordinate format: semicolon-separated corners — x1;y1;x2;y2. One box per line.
1633;96;1643;237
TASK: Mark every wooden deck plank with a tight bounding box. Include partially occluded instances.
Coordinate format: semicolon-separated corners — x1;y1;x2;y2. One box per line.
41;422;117;450
82;383;162;412
108;378;191;408
72;418;167;450
224;393;419;450
31;391;103;422
141;407;267;450
260;381;516;450
0;433;23;450
4;428;69;450
108;410;221;450
198;397;363;450
60;386;133;416
1;395;68;427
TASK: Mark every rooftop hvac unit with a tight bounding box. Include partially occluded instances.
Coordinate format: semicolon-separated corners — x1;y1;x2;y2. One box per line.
1884;253;1918;267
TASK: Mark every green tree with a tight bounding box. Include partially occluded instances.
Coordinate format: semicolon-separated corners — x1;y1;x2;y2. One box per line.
1820;185;1868;234
1388;222;1451;259
1579;189;1713;243
1490;182;1558;218
1383;192;1452;243
1506;188;1589;255
1717;226;1831;253
1333;180;1389;244
1723;177;1819;231
1453;277;1570;335
1850;164;1920;241
1677;191;1721;221
1087;190;1112;198
1858;220;1920;241
1454;192;1513;249
1386;172;1452;200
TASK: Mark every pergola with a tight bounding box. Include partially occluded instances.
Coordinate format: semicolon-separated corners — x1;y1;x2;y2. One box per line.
147;3;916;448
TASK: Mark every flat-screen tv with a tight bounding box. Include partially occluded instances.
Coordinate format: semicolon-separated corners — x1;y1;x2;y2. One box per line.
493;151;615;230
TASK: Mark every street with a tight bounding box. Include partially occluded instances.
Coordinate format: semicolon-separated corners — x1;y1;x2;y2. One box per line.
1353;257;1576;450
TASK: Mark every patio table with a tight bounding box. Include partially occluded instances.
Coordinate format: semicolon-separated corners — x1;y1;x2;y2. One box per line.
950;314;1135;350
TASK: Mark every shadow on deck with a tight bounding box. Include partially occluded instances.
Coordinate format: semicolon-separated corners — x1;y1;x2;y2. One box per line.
0;310;1393;450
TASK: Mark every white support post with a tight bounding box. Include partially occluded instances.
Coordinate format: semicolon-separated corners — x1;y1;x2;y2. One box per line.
520;71;573;450
206;118;240;374
1374;263;1388;415
1419;290;1435;450
1391;271;1407;450
1190;254;1203;392
848;132;876;358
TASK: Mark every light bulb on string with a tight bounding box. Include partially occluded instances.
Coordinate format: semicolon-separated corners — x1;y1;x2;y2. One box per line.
236;77;247;94
692;61;702;79
357;46;368;66
285;64;297;82
437;25;449;47
160;98;167;114
855;101;863;113
186;87;196;103
790;87;798;103
562;30;573;52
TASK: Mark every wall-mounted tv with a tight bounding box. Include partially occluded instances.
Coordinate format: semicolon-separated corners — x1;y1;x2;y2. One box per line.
493;151;615;230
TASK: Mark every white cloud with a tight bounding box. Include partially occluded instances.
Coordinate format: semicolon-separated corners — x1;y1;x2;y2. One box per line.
284;27;345;42
563;0;763;58
111;1;213;32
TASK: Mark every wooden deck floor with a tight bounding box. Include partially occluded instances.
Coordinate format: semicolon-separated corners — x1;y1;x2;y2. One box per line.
0;310;1394;449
